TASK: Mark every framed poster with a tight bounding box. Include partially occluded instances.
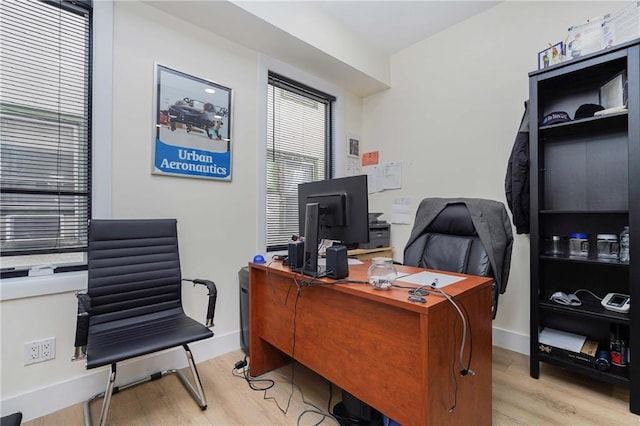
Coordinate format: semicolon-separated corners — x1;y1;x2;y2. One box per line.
153;64;232;181
538;42;563;69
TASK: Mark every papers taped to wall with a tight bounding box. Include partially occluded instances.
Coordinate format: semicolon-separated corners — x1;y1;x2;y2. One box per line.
566;16;605;60
603;1;640;47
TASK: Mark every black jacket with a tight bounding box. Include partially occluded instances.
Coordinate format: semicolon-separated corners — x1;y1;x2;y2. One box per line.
505;101;530;234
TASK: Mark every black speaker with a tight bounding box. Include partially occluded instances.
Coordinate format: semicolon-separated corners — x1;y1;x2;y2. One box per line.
288;241;304;269
326;244;348;279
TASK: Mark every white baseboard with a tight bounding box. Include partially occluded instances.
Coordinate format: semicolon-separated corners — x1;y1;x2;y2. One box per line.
4;327;529;422
493;326;529;355
1;331;241;423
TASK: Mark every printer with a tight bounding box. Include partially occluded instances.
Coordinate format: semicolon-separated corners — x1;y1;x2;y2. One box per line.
359;213;390;249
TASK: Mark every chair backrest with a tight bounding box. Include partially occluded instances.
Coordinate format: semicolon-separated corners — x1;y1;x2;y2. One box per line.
403;203;492;277
87;219;183;326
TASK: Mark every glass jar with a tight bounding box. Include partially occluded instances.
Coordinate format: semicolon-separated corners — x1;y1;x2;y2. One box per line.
569;233;589;257
367;257;397;290
596;234;619;259
544;235;567;255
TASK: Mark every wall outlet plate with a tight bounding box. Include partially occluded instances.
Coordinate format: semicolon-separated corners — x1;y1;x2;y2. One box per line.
24;337;56;365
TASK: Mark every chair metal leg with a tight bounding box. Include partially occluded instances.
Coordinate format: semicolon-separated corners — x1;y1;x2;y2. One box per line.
179;344;208;409
82;346;209;425
97;364;116;426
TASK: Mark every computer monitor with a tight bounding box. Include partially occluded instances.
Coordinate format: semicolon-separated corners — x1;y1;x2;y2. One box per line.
298;174;369;277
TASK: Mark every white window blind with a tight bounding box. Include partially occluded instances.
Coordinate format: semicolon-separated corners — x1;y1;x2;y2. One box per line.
266;73;335;251
0;0;91;269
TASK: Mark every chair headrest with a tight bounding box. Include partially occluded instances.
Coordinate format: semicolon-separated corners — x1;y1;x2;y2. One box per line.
426;203;477;236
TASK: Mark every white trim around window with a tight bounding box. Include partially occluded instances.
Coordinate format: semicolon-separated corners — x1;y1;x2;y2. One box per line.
0;0;113;301
256;55;345;255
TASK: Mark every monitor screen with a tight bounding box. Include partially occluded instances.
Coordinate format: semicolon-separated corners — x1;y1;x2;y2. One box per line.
298;174;370;244
297;175;369;276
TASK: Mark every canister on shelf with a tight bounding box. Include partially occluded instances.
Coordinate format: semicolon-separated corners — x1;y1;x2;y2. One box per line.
544;235;567;255
596;234;619;259
569;233;589;256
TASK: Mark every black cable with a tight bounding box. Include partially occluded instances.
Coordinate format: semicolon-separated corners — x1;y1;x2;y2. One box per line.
423;281;475;412
458;299;473;374
449;312;459;412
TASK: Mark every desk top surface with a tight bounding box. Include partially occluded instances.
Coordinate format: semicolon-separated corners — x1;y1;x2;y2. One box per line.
250;260;493;314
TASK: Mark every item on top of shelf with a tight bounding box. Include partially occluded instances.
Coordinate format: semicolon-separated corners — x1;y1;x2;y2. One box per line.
538;42;564;70
595;349;611;371
540;111;571;126
569;233;590;256
600;71;628;109
544;235;567;255
602;2;640;47
619;226;630;262
538;328;599;368
596;234;619;259
610;324;629;367
574;103;605;119
550;291;582;306
601;293;630;314
566;16;605;59
594;106;628;116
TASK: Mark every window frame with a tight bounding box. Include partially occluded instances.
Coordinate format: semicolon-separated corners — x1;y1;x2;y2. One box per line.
0;0;93;270
0;0;113;298
257;56;346;255
266;72;336;252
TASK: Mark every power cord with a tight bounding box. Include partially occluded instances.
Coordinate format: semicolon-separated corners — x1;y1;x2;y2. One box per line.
417;280;474;412
232;356;339;425
574;288;603;301
232;355;294;415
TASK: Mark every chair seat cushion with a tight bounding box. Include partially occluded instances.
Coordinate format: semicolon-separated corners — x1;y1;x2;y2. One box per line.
86;308;213;369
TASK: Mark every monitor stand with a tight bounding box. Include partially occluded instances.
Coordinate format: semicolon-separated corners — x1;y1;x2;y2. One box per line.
301;202;327;279
302;265;328;278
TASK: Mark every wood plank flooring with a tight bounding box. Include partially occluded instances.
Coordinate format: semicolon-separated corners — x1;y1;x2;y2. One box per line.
24;347;638;425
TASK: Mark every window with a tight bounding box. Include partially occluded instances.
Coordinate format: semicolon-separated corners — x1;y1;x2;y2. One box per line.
266;73;335;251
0;0;92;272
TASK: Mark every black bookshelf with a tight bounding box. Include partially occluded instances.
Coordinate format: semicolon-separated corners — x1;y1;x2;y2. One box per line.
529;39;640;414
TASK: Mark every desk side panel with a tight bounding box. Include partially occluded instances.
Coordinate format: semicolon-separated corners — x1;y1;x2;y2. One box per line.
249;266;292;375
294;284;423;424
426;285;493;425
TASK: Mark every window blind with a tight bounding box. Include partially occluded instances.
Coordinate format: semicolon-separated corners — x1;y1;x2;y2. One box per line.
266;73;335;251
0;0;92;262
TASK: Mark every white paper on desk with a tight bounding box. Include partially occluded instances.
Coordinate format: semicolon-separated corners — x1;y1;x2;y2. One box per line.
396;271;465;288
539;328;585;353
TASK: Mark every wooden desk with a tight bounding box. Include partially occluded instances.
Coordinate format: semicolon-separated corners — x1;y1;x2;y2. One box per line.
249;261;493;425
347;246;393;260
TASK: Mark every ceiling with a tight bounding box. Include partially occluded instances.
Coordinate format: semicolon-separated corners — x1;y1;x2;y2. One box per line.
146;1;502;95
315;1;501;55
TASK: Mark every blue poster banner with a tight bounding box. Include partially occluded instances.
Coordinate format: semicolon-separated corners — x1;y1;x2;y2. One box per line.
154;139;231;179
153;64;232;181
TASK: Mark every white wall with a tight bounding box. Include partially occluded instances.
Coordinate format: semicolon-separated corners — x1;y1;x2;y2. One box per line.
0;1;362;421
1;0;631;421
364;1;628;352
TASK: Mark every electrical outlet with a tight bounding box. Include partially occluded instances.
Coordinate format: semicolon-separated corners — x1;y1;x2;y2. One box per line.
24;337;56;365
40;337;56;361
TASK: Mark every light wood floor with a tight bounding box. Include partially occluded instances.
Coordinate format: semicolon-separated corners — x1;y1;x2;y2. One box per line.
24;347;639;425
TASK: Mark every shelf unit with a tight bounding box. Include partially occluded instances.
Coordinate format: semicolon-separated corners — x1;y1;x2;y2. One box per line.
529;39;640;413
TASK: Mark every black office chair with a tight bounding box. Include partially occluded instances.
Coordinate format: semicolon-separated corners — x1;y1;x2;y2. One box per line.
72;219;217;426
403;198;513;318
0;412;22;426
